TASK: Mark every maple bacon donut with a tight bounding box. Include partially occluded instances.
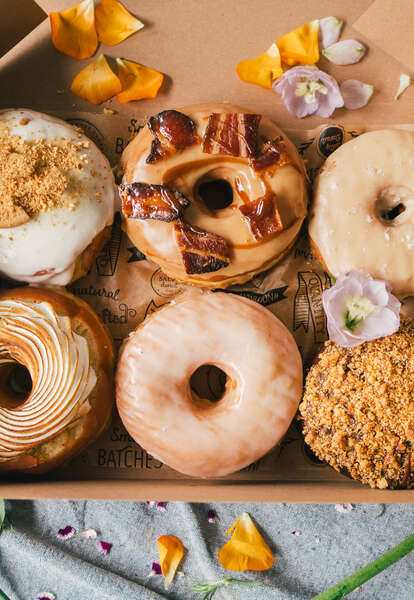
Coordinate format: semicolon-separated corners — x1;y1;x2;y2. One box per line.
0;286;114;474
0;109;116;285
309;129;414;296
119;103;307;288
116;293;303;478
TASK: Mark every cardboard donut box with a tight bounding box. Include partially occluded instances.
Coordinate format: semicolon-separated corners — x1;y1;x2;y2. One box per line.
0;0;412;501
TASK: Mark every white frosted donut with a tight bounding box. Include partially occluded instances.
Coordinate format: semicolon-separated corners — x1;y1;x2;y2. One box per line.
309;129;414;296
0;109;115;285
116;292;303;478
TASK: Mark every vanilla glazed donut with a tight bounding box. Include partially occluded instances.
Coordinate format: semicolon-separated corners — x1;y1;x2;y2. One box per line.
309;129;414;296
116;293;303;478
0;109;116;285
0;286;114;474
119;103;307;288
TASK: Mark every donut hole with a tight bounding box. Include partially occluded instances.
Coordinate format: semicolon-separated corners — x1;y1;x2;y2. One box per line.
376;185;414;225
190;364;228;403
198;179;233;211
0;362;33;408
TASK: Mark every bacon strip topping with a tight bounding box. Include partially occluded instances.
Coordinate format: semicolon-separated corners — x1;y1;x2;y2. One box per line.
146;110;197;163
239;194;283;240
119;182;190;222
250;137;291;172
174;220;230;274
202;113;261;157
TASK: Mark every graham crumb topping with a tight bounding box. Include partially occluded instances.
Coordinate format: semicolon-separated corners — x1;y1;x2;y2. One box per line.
299;319;414;489
0;129;84;228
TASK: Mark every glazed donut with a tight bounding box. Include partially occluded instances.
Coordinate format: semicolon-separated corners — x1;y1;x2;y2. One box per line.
299;320;414;489
0;109;116;285
119;103;307;288
309;129;414;296
0;286;114;474
116;292;303;478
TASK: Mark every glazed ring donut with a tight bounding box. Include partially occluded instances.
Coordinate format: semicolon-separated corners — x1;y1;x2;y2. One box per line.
119;102;307;288
0;109;116;285
309;129;414;296
0;286;114;474
116;292;303;478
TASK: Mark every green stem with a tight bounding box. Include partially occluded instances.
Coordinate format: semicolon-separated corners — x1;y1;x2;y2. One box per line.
312;533;414;600
0;589;12;600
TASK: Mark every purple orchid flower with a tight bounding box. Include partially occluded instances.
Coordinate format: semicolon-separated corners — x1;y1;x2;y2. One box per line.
56;525;75;540
207;509;219;523
97;541;112;555
273;66;344;118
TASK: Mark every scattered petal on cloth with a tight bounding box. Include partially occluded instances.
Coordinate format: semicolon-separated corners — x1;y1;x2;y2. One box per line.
218;512;274;572
150;561;162;576
335;504;354;514
394;73;412;100
322;39;366;65
37;594;56;600
78;528;98;539
207;509;219;523
340;79;373;109
322;270;401;347
71;54;122;104
156;502;167;512
97;541;112;555
292;530;301;536
157;535;185;590
273;65;344;118
116;58;164;103
277;20;320;66
57;526;75;540
50;0;98;60
318;16;343;49
95;0;144;46
236;43;283;89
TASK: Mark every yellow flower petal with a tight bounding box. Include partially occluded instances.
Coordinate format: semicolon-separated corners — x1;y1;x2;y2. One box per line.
218;512;274;572
236;43;283;89
116;58;164;103
71;55;121;104
157;535;185;590
50;0;98;60
95;0;144;46
277;20;319;66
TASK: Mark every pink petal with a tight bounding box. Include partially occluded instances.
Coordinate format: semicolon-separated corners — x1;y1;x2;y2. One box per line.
319;16;344;49
340;80;373;109
207;509;219;523
150;561;162;576
56;525;75;540
97;540;112;555
156;502;166;512
335;503;354;513
37;594;56;600
322;40;367;65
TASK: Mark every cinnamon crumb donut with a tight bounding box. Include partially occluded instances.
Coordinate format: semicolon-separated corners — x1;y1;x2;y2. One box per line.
299;320;414;489
0;109;116;285
119;103;307;288
0;286;114;474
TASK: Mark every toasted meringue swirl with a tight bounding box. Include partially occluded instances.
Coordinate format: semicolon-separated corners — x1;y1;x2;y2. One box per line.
0;300;96;461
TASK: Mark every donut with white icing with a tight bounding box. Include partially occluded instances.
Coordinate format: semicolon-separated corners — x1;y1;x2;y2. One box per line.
115;292;303;478
119;103;307;288
0;109;116;285
0;286;114;474
309;129;414;296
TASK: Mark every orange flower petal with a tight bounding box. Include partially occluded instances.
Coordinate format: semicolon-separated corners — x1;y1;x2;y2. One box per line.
157;535;185;590
236;43;283;89
277;20;319;66
71;55;121;104
50;0;98;60
95;0;144;46
116;58;164;103
218;512;274;572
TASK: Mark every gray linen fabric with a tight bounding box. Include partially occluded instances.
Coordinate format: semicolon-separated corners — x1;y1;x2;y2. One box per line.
0;501;412;600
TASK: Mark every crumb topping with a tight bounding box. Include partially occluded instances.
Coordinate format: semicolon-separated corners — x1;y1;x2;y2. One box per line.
0;129;85;228
299;319;414;489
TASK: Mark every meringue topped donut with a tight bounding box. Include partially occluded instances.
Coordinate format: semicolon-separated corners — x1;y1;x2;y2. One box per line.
309;129;414;296
0;109;116;285
0;286;114;473
116;292;303;478
119;103;307;288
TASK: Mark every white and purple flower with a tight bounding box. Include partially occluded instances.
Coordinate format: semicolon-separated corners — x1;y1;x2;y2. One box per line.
273;66;344;118
37;594;56;600
56;525;75;540
323;270;401;347
207;509;219;523
150;561;162;576
97;541;112;555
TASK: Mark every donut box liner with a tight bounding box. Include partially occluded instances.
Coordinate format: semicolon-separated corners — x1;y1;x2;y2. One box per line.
0;0;413;501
